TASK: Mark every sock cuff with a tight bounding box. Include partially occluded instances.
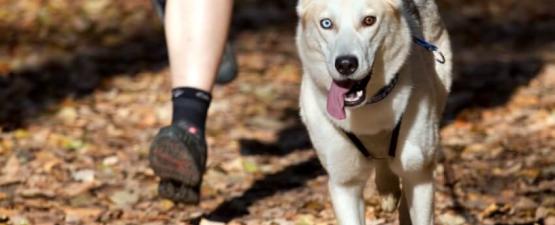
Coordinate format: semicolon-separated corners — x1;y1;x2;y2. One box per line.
172;87;212;103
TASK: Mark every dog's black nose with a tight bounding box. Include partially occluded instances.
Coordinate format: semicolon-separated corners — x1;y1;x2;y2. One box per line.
335;55;358;76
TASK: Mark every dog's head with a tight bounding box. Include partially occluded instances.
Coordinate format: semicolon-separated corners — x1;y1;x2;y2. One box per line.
297;0;412;119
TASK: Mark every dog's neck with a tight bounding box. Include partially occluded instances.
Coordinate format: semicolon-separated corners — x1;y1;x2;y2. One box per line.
366;73;400;105
325;70;412;135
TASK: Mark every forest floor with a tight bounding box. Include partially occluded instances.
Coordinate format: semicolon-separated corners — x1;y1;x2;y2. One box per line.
0;0;554;224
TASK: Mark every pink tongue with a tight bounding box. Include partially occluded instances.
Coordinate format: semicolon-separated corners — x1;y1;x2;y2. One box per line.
327;81;352;120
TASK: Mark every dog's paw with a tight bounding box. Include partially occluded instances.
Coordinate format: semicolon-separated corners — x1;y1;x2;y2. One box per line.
379;193;400;212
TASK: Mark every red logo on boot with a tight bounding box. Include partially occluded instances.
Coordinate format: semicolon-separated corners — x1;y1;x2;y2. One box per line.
188;126;198;134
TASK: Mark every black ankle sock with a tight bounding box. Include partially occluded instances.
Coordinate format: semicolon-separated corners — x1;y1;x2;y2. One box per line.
171;87;212;134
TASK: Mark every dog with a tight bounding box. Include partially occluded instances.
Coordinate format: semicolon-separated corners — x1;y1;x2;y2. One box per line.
295;0;452;224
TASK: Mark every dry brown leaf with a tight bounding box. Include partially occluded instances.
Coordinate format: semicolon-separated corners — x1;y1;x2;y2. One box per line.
62;181;101;197
0;1;553;224
63;207;103;222
109;190;139;208
199;219;225;225
0;155;22;186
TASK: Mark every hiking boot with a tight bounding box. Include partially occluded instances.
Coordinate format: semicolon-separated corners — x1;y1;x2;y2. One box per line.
158;178;201;203
149;122;207;203
151;0;238;85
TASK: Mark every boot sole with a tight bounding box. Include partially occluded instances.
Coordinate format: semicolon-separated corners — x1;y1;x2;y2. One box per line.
158;179;200;204
149;127;204;187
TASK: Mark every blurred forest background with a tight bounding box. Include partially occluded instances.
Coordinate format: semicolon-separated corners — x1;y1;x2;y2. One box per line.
0;0;554;224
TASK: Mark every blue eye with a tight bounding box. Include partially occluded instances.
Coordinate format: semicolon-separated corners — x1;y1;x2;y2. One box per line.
320;18;333;29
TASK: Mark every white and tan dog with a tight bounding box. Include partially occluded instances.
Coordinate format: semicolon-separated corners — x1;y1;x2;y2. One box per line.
296;0;452;224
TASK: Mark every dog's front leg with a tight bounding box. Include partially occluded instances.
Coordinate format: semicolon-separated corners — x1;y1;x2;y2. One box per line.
398;191;412;225
400;168;434;225
324;151;370;225
375;160;401;212
328;178;367;225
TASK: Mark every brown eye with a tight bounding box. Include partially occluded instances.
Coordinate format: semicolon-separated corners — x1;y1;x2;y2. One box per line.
362;16;376;26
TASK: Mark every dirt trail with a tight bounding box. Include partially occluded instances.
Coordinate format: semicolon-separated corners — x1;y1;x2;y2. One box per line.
0;1;554;224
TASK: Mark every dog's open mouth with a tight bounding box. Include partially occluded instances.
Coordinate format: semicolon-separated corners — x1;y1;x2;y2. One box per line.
326;74;371;120
343;75;371;107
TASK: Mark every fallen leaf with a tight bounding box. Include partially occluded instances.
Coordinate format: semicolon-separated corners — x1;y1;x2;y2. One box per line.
109;190;139;208
18;188;56;198
220;158;243;172
10;215;29;225
102;156;119;166
439;213;467;225
57;106;78;124
242;159;259;173
69;194;96;207
199;219;225;225
514;197;538;211
303;200;325;212
13;130;29;139
63;207;103;222
34;151;61;173
0;155;22;186
82;0;111;16
157;199;174;211
62;181;100;197
62;138;86;150
295;214;315;225
72;169;95;182
480;203;511;219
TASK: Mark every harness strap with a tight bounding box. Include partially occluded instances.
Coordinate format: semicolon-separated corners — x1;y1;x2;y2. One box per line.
388;116;402;157
343;117;402;159
344;131;371;158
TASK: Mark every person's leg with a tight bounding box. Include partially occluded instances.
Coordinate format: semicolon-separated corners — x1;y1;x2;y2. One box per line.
149;0;234;203
152;0;237;85
165;0;233;90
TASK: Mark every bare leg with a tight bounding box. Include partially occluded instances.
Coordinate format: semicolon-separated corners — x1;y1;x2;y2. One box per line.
165;0;233;91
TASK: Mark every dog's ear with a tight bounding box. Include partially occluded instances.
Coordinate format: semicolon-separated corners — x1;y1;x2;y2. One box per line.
297;0;316;28
378;0;412;79
384;0;404;9
296;0;312;16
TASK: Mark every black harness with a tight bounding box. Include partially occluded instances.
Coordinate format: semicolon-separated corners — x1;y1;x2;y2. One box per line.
343;117;402;158
340;37;443;159
341;73;403;159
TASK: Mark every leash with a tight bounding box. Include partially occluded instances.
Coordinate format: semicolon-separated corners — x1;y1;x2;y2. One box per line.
341;37;443;159
412;37;446;64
